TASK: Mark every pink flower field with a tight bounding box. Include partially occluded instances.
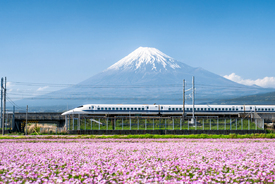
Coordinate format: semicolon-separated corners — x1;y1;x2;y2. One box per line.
0;139;275;183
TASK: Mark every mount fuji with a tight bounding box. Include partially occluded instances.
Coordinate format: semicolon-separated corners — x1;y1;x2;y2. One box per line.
15;47;273;111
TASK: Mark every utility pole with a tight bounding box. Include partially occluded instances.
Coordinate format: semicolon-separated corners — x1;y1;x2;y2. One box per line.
3;77;6;133
183;79;185;118
12;106;15;131
25;105;28;135
192;76;195;124
1;77;3;135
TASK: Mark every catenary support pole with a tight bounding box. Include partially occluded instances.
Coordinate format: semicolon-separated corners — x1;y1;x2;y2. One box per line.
3;77;6;132
25;105;28;135
183;79;185;130
12;106;15;131
1;78;3;135
192;76;195;124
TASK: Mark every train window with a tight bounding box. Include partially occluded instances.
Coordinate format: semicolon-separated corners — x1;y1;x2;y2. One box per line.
134;108;137;110
272;108;274;111
241;107;243;110
98;108;100;110
236;108;238;110
222;108;224;111
169;108;171;110
262;108;264;111
131;108;133;110
112;108;115;110
142;108;144;110
218;108;221;111
229;108;231;111
205;108;207;111
147;106;149;109
106;108;108;110
226;108;228;111
119;108;121;110
172;108;175;110
138;108;141;110
77;106;83;108
179;108;182;111
127;108;129;110
176;108;178;110
232;108;235;111
161;106;163;110
265;108;267;111
268;108;270;111
116;108;118;110
201;108;203;111
250;107;252;109
258;108;260;111
215;108;217;111
89;107;91;109
92;106;94;109
101;108;104;110
210;108;213;111
108;108;111;110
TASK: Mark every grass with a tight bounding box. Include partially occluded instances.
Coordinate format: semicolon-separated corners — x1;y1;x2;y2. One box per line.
71;118;263;131
0;133;275;139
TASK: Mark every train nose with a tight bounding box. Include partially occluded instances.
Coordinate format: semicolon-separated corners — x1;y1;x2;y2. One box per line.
61;110;72;116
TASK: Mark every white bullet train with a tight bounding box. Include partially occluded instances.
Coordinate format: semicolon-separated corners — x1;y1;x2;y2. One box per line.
61;104;275;116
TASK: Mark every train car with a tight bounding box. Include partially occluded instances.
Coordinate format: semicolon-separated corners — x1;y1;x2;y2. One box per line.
61;104;275;116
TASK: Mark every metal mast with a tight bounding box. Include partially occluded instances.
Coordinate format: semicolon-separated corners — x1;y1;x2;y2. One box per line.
192;76;195;122
25;105;28;135
1;78;3;135
183;79;185;118
3;77;6;133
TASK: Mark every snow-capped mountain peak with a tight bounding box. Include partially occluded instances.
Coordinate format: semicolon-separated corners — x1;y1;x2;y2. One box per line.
107;47;181;71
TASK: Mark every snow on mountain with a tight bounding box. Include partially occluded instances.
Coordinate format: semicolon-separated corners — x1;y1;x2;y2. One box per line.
107;47;181;71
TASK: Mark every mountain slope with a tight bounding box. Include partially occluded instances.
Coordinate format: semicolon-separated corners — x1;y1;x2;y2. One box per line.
213;91;275;105
15;47;273;111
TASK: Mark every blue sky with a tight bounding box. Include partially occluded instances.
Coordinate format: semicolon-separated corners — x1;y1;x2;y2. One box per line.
1;0;275;99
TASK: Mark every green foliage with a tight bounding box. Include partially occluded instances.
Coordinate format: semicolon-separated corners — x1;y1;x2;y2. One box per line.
1;133;275;139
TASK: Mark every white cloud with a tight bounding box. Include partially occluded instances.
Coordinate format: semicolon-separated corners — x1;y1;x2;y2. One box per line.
37;86;49;91
6;82;13;92
224;73;275;88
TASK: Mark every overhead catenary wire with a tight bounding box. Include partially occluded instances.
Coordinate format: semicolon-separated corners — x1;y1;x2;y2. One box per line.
5;80;274;105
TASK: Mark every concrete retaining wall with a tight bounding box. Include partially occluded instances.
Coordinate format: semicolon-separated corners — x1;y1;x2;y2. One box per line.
68;129;266;135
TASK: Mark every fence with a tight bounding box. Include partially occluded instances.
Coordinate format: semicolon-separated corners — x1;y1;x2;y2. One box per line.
65;116;265;131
